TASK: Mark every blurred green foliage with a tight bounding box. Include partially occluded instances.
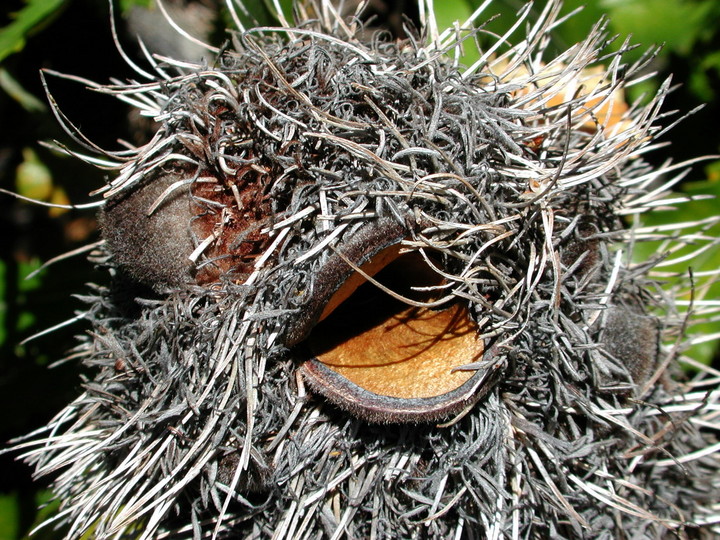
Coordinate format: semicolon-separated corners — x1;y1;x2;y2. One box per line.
0;0;67;65
0;0;718;537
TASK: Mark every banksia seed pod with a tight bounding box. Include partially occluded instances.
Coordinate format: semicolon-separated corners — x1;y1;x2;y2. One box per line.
11;1;720;538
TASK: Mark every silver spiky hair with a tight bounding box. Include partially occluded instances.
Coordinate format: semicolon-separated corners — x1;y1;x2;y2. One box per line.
10;0;720;538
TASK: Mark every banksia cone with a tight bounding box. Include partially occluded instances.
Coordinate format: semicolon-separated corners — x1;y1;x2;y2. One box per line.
11;0;720;538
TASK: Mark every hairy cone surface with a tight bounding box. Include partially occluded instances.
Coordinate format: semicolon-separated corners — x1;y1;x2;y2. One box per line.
11;1;720;539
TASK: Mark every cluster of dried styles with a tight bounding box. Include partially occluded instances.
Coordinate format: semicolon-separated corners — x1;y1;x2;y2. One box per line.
12;0;720;538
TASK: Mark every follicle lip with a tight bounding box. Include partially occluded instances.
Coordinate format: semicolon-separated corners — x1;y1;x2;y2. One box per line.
299;357;493;424
285;218;408;347
293;220;492;423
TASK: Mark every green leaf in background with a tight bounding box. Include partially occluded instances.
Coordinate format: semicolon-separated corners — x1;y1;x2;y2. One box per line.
212;0;280;34
576;0;719;103
690;49;720;103
430;0;480;69
632;164;720;365
0;0;67;64
118;0;153;13
0;493;20;539
0;68;45;112
20;491;63;540
0;0;67;114
0;257;44;354
600;0;716;57
464;0;523;51
261;0;295;24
